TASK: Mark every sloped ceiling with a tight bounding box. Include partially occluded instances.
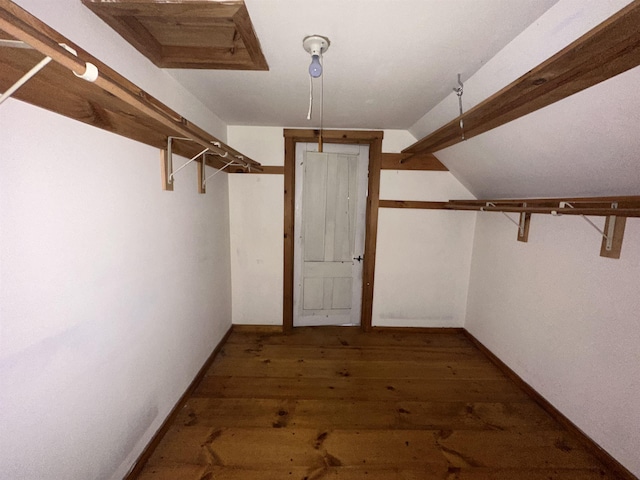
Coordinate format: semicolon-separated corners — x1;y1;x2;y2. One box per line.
411;0;640;198
433;67;640;199
167;0;560;129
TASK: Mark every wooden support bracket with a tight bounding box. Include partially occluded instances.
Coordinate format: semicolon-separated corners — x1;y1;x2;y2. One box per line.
197;159;206;194
160;149;173;191
445;197;638;259
517;212;531;243
600;215;626;259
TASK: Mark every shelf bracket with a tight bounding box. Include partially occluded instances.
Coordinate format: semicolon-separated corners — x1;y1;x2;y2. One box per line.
0;40;98;106
517;205;531;243
162;137;250;193
170;147;209;184
601;206;626;259
202;155;234;193
480;202;531;243
202;152;251;191
560;202;626;258
162;136;202;191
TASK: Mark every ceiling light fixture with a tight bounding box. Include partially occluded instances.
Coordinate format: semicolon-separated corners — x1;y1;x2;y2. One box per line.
303;35;330;78
303;35;330;151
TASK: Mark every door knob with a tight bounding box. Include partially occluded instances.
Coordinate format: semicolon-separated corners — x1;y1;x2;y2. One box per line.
353;255;363;262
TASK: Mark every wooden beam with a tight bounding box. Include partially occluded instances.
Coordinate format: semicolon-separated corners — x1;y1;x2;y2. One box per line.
283;129;384;144
517;212;531;243
600;215;626;258
447;196;640;208
229;165;284;175
378;200;447;209
446;204;640;218
283;136;295;333
377;196;640;216
160;149;173;191
446;196;640;215
380;152;448;171
197;159;205;194
361;136;382;332
403;1;640;154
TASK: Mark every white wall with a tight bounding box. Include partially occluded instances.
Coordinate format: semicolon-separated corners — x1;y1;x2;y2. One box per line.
227;127;477;328
1;3;233;479
227;127;284;325
374;172;476;327
0;100;233;480
466;214;640;477
374;131;476;327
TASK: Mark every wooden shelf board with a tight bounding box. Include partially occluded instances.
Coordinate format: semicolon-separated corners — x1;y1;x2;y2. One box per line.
0;1;261;171
403;1;640;155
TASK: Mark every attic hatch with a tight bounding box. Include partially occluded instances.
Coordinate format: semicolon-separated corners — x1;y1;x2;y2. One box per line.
81;0;269;70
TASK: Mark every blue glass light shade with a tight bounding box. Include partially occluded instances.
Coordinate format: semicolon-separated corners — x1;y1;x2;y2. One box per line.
309;54;322;78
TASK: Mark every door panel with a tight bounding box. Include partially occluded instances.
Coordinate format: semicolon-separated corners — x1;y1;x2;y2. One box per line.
294;143;368;327
302;156;327;261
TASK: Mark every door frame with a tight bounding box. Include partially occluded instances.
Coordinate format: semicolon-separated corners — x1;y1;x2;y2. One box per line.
283;129;383;333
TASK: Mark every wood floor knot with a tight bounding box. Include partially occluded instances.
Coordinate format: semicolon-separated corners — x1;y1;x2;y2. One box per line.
313;431;329;449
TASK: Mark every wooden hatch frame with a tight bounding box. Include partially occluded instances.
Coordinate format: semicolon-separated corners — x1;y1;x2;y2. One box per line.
81;0;268;70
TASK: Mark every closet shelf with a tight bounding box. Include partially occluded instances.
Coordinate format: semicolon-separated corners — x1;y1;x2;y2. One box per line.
379;195;640;259
0;0;261;172
443;196;640;217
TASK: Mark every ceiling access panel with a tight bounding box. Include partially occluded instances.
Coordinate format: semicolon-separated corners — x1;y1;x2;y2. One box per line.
81;0;269;70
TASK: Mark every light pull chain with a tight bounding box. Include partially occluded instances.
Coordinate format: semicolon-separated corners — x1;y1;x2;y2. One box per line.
453;73;465;140
319;55;324;152
306;74;313;120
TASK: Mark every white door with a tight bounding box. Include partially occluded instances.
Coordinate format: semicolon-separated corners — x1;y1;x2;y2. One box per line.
293;142;369;326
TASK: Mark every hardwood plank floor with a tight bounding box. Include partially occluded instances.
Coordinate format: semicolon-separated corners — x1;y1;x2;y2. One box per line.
134;327;617;479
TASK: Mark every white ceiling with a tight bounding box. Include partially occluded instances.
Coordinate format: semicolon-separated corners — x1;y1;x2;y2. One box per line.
168;0;560;130
165;0;639;200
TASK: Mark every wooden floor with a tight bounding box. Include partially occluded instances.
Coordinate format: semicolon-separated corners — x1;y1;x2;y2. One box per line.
135;327;617;480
